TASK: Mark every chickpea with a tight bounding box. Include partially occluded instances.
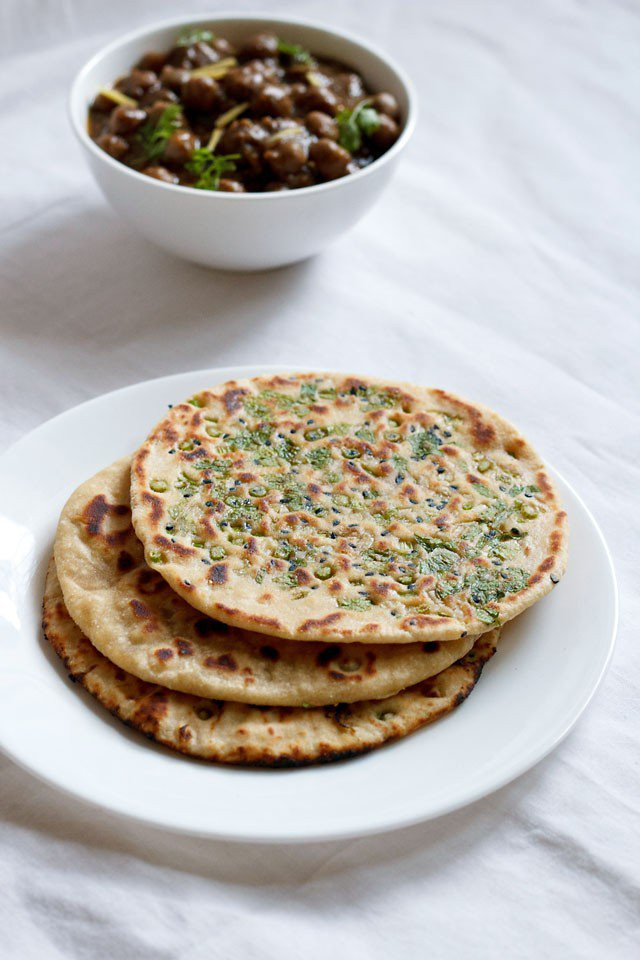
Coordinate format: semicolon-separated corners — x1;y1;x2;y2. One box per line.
239;33;279;60
160;65;190;92
300;85;339;116
371;114;400;150
305;110;338;140
95;134;128;159
91;92;116;112
190;40;219;67
252;84;293;118
121;69;159;99
371;92;400;119
142;166;179;183
219;119;266;174
264;137;308;176
136;51;167;73
146;100;180;125
224;63;266;100
212;37;235;57
142;87;179;107
108;105;147;135
218;178;246;192
309;138;351;180
163;130;199;166
181;75;222;112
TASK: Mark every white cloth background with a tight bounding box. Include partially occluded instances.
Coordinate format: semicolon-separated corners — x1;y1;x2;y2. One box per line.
1;1;638;957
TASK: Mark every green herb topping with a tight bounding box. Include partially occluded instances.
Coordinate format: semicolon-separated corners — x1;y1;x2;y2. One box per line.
176;28;214;47
136;104;183;165
276;39;312;64
337;100;381;153
186;150;240;191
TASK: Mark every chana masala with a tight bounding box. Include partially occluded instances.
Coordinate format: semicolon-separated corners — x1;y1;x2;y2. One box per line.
87;27;403;192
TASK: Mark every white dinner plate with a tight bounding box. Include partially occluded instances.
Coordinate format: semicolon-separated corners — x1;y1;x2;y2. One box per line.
0;365;617;843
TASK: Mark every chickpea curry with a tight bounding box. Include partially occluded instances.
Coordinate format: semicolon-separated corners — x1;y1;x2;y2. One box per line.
88;28;403;192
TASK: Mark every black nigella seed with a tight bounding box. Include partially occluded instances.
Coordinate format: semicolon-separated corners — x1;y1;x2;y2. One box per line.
550;573;560;583
332;520;339;526
416;517;424;523
381;531;389;537
168;404;173;408
330;533;336;539
395;475;404;484
220;521;228;528
194;440;201;446
165;525;174;531
365;571;374;577
290;429;296;434
437;467;445;474
169;449;176;454
443;430;451;438
450;484;458;491
409;498;418;505
205;501;213;507
307;419;314;424
525;491;533;498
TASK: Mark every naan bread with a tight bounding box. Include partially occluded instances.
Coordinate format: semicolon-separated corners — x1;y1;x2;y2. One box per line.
43;561;498;766
54;459;473;706
131;373;568;642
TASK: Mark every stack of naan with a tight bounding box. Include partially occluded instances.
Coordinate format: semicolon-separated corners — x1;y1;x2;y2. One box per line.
44;374;568;766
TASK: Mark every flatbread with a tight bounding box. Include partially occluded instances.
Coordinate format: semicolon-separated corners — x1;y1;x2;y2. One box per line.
130;373;568;643
54;458;474;706
43;560;499;767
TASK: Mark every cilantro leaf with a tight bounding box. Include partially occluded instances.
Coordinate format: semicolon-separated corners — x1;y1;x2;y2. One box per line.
186;149;240;191
135;104;183;165
337;100;381;153
177;28;214;47
277;39;312;64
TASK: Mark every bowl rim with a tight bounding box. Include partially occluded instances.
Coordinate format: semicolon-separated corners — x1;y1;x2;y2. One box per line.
69;11;417;202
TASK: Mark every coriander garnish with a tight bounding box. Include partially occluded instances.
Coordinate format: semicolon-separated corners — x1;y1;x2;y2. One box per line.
277;39;312;64
337;100;381;153
176;28;214;47
135;104;182;165
185;150;240;191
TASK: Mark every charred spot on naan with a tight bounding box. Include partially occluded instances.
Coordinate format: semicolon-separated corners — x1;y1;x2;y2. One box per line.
82;494;130;545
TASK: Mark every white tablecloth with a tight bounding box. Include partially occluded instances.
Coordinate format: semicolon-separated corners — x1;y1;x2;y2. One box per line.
1;1;639;956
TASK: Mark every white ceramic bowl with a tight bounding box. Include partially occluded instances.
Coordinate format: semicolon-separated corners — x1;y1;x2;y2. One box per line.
69;13;417;271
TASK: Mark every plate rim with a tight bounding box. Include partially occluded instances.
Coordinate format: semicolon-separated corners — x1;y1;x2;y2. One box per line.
0;364;619;843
